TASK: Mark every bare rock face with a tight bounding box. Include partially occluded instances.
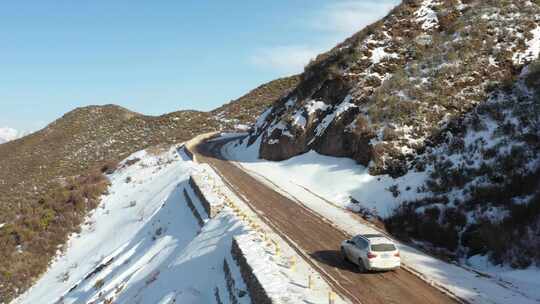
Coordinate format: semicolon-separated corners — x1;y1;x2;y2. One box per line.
248;0;540;176
259;75;354;160
259;131;308;161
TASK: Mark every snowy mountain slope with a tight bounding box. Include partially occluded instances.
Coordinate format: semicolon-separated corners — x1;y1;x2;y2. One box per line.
0;106;225;303
13;146;251;304
13;144;346;304
249;0;540;176
0;127;24;144
223;135;540;303
225;63;540;285
381;62;540;267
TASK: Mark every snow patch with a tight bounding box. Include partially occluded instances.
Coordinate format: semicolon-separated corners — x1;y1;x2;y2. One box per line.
467;255;540;301
254;107;272;130
314;96;356;138
266;120;294;138
305;100;330;115
235;124;250;131
371;46;399;64
291;110;307;129
514;26;540;65
415;0;439;30
285;97;297;109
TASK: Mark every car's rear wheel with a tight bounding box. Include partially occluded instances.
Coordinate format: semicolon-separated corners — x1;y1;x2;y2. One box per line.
358;258;366;273
341;247;349;262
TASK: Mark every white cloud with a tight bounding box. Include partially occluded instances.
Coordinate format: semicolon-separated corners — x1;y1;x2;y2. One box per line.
249;45;321;75
313;0;399;35
248;0;400;74
0;127;23;144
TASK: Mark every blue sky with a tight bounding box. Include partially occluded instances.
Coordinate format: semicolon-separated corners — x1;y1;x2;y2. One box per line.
0;0;398;131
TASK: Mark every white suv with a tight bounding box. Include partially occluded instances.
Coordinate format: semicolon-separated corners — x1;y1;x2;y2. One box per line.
341;234;401;272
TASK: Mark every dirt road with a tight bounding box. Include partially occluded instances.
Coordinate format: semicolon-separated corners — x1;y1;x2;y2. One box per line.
193;138;458;304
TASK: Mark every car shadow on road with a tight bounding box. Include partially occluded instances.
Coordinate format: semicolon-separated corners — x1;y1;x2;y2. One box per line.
310;250;362;273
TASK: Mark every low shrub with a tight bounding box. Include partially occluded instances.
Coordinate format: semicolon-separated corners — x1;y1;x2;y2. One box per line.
0;165;111;301
100;160;119;175
385;204;460;252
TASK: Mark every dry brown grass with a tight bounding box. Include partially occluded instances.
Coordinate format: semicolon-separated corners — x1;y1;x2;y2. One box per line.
0;164;111;301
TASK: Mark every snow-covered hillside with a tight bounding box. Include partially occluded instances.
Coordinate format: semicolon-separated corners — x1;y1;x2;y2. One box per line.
13;146;250;304
223;136;540;303
250;0;540;176
12;143;344;304
0;127;23;144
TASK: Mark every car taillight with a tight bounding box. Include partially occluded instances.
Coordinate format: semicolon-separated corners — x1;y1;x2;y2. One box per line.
394;251;400;257
367;252;377;259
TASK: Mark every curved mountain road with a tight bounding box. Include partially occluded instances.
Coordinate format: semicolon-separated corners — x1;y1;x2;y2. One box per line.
192;138;458;304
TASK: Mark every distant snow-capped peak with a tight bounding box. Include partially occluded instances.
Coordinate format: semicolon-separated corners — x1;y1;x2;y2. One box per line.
0;127;23;144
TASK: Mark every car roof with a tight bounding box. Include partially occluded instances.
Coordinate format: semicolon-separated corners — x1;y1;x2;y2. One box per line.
369;237;395;245
357;234;395;245
362;234;385;239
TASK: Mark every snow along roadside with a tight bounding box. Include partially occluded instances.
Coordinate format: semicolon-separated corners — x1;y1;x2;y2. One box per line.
187;143;350;304
222;136;540;304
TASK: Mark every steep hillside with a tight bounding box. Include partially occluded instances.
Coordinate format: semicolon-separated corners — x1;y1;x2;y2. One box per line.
249;0;539;175
243;0;540;268
12;147;252;304
385;60;540;267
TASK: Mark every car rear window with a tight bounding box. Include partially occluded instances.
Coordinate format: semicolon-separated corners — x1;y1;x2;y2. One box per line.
371;244;396;252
